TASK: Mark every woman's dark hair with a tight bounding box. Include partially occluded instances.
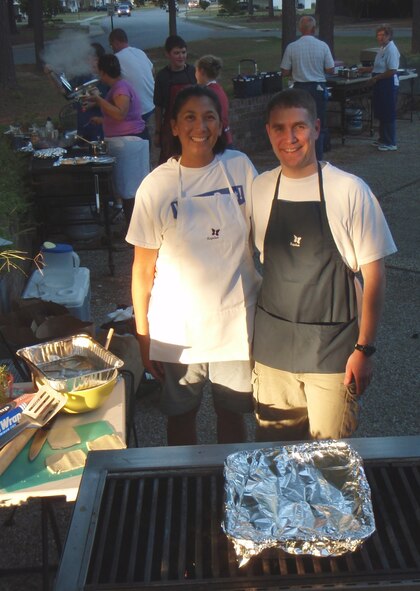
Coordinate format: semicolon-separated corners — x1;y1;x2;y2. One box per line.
90;42;105;59
97;54;121;79
170;85;227;156
165;35;187;53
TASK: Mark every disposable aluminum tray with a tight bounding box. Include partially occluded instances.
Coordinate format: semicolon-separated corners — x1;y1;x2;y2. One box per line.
16;334;124;393
223;440;375;564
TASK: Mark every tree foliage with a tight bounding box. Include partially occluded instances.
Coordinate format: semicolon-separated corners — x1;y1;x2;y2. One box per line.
219;0;240;14
0;137;31;239
334;0;412;19
20;0;61;18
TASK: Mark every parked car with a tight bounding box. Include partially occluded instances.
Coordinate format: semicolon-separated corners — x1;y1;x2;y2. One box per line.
116;3;132;16
188;0;199;7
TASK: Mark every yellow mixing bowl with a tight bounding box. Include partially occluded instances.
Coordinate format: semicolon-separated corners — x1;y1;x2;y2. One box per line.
61;377;118;414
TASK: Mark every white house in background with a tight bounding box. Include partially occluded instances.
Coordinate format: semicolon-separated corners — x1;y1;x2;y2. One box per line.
272;0;314;9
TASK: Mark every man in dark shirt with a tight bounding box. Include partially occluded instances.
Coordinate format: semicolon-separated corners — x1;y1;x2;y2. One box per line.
153;35;196;164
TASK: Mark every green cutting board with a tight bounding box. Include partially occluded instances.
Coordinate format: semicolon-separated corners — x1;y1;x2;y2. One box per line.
0;420;115;493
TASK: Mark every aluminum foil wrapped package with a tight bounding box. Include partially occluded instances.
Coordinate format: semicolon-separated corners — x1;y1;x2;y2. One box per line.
223;441;375;565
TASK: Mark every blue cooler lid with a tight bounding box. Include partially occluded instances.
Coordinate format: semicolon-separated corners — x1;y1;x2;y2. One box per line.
41;241;74;254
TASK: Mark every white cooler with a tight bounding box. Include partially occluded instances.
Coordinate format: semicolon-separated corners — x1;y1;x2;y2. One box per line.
23;267;91;321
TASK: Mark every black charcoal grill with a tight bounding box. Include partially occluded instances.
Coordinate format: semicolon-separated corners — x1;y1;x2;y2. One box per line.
55;436;420;590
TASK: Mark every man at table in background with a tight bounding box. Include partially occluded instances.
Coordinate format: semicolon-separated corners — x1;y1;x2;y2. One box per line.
280;15;334;160
359;24;400;151
109;28;155;140
251;88;397;442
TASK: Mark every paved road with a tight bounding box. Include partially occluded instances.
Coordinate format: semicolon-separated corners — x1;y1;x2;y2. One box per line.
12;9;413;65
13;9;277;64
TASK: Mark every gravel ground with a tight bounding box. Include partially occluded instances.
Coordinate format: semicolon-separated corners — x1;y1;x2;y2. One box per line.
1;119;419;590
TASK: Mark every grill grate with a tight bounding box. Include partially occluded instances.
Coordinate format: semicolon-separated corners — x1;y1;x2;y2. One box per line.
84;461;420;590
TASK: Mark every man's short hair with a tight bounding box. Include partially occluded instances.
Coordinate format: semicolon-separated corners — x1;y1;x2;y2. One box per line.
299;15;316;33
266;88;318;123
109;28;128;44
165;35;187;53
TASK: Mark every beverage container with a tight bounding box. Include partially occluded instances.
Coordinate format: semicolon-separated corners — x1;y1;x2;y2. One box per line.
41;242;80;288
45;117;54;139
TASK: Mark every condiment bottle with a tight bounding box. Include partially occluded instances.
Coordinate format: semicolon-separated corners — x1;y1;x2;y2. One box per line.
45;117;54;139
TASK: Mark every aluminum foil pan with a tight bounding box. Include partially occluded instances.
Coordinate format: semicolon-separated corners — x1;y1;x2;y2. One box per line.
16;334;124;393
33;147;67;159
53;155;116;166
223;441;375;565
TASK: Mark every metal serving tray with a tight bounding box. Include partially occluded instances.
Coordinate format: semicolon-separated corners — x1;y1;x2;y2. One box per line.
16;334;123;393
223;441;376;562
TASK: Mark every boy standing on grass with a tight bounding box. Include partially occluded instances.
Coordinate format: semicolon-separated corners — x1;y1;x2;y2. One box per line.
153;35;197;164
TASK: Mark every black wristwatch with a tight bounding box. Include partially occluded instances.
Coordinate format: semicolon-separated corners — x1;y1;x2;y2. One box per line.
354;343;376;357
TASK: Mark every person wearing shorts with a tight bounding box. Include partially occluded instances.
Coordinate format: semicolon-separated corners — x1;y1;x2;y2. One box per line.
251;88;397;442
127;86;260;445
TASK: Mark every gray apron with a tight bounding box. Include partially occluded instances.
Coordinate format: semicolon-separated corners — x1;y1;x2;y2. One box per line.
253;163;358;373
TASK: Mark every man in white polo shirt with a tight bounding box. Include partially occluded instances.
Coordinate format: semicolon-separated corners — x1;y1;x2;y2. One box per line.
109;28;155;139
281;15;334;159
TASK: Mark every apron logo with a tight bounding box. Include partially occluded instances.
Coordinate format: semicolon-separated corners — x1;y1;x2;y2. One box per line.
208;228;220;240
290;234;302;247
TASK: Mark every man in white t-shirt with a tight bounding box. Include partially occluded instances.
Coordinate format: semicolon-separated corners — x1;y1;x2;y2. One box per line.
109;28;155;137
251;88;397;443
281;15;334;160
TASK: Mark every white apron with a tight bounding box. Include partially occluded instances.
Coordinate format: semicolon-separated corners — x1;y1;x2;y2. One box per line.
149;156;259;364
106;136;149;199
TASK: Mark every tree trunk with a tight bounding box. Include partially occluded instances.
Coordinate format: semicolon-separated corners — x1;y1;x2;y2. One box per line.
281;0;296;57
0;0;17;89
27;1;33;29
412;0;420;53
317;0;335;58
167;0;177;36
32;0;44;70
8;0;17;35
267;0;274;19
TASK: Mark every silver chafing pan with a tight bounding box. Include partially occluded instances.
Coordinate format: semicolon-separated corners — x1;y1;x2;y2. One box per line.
16;334;123;393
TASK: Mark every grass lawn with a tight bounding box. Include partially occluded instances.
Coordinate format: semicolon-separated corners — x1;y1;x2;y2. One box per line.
2;15;418;130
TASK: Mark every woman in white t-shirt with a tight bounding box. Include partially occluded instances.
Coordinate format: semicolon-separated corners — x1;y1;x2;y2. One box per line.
126;85;261;446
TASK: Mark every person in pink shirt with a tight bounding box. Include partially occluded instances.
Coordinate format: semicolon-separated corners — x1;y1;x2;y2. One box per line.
89;54;149;225
90;54;144;136
195;55;234;148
